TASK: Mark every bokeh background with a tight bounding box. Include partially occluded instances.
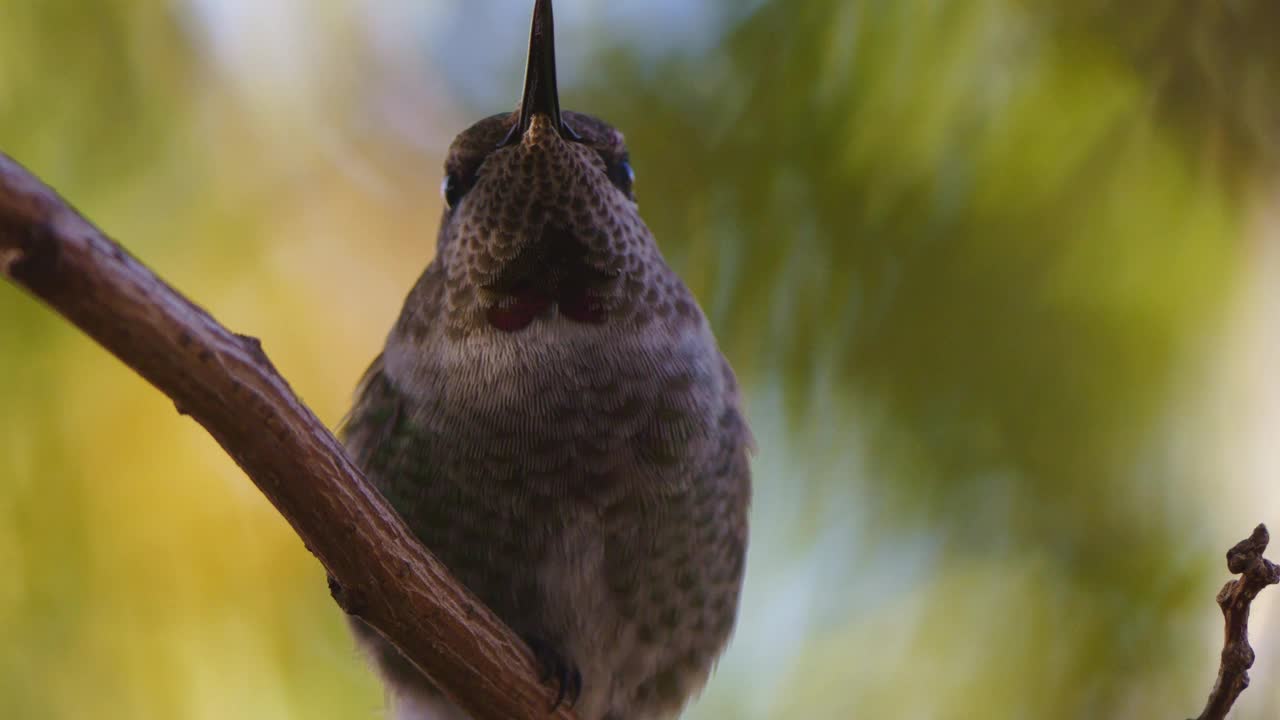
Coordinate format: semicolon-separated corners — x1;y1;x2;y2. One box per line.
2;0;1279;718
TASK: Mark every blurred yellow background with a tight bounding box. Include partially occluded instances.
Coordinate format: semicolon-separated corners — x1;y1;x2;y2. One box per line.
2;1;1279;718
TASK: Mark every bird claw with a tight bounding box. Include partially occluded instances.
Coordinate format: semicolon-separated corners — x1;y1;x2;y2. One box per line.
524;634;582;710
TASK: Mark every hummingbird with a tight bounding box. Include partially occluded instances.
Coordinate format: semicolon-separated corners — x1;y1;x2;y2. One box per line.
340;1;751;718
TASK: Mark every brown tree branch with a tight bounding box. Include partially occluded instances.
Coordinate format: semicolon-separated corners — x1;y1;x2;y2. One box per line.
0;152;577;720
1189;524;1280;720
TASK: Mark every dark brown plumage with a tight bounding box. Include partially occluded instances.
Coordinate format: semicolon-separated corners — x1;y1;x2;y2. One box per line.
340;2;750;718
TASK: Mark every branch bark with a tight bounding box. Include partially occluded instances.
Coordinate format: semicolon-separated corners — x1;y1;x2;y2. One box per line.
1189;524;1280;720
0;152;577;720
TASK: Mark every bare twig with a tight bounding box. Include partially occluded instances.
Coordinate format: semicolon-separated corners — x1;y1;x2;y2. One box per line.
1189;524;1280;720
0;152;577;720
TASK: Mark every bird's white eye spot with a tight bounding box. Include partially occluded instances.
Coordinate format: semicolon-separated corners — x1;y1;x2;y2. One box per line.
442;174;458;207
441;174;466;209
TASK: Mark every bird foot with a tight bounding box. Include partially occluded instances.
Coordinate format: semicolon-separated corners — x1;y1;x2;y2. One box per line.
524;634;582;711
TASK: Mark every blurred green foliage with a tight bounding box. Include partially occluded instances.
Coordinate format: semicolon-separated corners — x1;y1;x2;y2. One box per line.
1;0;1277;718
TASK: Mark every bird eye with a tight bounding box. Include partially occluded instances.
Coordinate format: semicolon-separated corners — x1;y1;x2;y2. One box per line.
607;159;635;196
441;173;467;209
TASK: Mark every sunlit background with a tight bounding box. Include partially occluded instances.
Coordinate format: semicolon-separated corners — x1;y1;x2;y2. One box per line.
2;1;1279;718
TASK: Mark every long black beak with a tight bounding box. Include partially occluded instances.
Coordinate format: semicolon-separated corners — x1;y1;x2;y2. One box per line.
500;0;574;147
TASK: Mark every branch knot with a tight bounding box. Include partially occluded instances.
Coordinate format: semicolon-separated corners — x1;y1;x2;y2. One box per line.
1192;523;1278;720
